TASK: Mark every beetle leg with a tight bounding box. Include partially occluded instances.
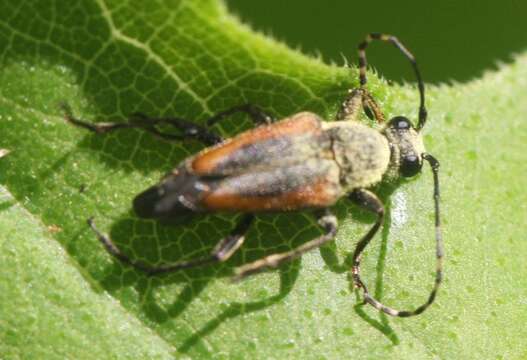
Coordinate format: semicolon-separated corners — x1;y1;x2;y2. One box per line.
337;88;385;123
349;189;385;291
361;92;385;123
61;103;223;145
336;88;363;122
88;214;254;275
129;112;223;145
350;188;440;317
232;210;337;281
206;104;275;127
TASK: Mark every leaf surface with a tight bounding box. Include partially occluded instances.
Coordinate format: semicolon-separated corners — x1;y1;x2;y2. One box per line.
0;0;526;358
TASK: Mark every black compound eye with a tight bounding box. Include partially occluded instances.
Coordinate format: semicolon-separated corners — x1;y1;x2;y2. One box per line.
389;116;412;130
400;154;422;177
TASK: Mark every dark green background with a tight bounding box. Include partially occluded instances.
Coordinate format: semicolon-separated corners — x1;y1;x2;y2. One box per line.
227;0;527;83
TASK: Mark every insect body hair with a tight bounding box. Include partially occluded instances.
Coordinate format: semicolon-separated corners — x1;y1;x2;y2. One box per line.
323;121;391;190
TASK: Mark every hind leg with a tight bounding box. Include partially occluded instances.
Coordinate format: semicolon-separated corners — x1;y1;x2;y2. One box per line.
61;103;223;145
61;103;275;146
89;214;254;274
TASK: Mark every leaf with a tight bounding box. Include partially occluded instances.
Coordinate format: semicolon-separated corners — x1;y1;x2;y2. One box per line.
0;0;526;358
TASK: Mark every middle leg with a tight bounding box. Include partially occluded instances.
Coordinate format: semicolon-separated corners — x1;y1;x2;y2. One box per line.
232;210;338;281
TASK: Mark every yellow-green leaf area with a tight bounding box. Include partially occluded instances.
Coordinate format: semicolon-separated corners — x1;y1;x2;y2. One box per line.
0;0;526;359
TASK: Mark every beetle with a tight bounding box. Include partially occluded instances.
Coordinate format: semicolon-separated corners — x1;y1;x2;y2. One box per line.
63;33;442;317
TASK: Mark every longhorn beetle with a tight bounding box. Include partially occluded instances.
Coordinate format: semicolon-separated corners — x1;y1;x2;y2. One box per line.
63;33;442;317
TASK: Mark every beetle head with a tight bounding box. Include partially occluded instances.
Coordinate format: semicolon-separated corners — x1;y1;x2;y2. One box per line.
383;115;426;178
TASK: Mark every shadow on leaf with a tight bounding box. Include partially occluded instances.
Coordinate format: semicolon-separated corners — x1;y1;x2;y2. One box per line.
90;210;316;349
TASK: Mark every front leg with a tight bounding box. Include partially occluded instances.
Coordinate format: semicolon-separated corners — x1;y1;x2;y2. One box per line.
349;189;385;290
336;88;385;123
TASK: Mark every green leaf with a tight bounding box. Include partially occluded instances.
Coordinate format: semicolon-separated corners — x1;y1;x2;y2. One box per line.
0;0;526;359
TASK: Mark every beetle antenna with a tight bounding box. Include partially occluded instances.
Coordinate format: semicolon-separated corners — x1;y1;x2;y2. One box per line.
409;153;443;316
353;153;443;317
357;33;427;130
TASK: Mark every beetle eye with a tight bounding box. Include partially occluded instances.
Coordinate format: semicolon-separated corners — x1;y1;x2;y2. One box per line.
400;154;422;177
389;116;412;130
